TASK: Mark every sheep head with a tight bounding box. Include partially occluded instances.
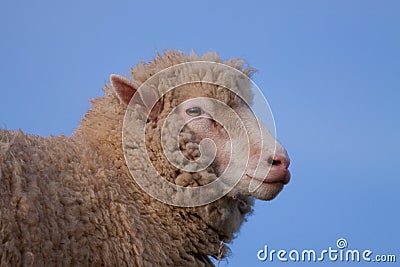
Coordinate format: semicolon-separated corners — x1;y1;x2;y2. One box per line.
110;59;290;207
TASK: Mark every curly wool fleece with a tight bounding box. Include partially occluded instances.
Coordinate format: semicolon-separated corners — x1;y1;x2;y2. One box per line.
1;50;260;266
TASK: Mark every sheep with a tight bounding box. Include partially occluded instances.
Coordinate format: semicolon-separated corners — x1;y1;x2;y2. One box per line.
0;50;291;266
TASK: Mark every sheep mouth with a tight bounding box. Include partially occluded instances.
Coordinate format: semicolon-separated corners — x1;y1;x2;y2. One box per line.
245;169;291;185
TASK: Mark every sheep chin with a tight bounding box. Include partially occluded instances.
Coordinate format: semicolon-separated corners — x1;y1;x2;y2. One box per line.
250;182;285;201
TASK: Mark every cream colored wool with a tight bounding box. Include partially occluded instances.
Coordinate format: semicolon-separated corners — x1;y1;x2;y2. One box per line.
0;50;260;266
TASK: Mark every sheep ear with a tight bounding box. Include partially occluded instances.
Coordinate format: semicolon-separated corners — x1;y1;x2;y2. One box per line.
110;74;140;106
110;74;162;120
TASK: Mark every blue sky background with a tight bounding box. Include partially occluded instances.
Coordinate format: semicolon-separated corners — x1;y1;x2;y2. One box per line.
1;1;399;266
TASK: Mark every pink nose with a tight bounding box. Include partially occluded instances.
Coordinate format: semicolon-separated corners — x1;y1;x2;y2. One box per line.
269;154;290;169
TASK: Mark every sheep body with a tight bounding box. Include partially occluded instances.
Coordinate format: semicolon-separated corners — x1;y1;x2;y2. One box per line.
0;130;220;266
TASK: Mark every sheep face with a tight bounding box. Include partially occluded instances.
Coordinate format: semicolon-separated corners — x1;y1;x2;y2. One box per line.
111;61;290;207
175;89;291;201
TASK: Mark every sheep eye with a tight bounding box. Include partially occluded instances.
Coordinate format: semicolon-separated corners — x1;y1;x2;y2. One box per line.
185;107;203;117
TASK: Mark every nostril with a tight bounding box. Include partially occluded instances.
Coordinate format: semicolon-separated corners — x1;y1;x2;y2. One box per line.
269;155;290;169
272;159;282;166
